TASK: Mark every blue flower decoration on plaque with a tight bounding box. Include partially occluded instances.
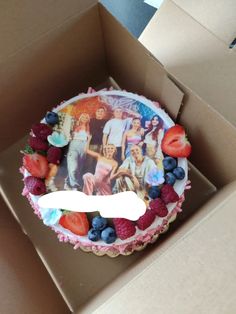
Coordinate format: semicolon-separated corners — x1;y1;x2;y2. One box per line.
146;167;165;186
41;208;62;226
47;131;69;147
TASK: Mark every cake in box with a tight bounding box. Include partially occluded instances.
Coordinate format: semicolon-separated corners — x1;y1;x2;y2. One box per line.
21;88;191;257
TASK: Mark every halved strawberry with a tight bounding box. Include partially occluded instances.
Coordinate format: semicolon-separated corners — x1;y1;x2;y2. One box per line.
161;125;191;158
59;212;89;236
23;153;49;178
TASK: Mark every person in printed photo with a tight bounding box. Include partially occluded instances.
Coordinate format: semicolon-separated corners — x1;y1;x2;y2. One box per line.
85;106;108;173
121;117;144;161
142;114;164;169
83;144;118;195
102;107;141;165
113;144;157;199
65;113;91;190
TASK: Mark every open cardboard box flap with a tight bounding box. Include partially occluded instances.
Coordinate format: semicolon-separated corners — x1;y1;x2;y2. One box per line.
140;0;236;128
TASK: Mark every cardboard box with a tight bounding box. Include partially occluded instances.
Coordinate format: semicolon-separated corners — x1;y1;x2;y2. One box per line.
0;1;235;313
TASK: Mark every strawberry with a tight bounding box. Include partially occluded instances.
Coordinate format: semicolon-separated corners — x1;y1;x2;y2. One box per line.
161;125;191;158
23;153;49;178
113;218;136;240
31;123;52;140
47;147;62;164
59;212;89;236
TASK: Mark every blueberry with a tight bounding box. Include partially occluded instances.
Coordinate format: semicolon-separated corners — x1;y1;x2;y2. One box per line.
92;216;107;230
173;167;185;180
148;186;161;199
165;172;176;185
88;228;100;242
163;157;177;171
45;112;59;125
101;227;117;244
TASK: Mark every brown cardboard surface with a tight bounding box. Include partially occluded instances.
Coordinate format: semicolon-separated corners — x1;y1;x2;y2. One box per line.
173;0;236;45
0;133;216;312
0;2;235;312
99;4;184;121
0;5;107;153
87;181;236;314
0;0;97;62
140;0;236;127
0;197;69;314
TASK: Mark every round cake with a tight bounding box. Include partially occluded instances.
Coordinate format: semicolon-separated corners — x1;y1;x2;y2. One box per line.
21;89;191;257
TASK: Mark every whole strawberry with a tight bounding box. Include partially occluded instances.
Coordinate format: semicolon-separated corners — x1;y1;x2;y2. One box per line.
113;218;136;240
31;123;52;141
24;176;46;195
149;198;168;217
161;184;179;204
29;136;49;151
23;153;49;178
47;147;62;164
136;210;155;230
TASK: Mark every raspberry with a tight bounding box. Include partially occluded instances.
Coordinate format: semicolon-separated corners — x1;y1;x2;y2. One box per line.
161;184;179;204
31;123;52;140
149;198;168;217
24;176;46;195
47;147;62;164
113;218;136;240
136;210;155;230
29;136;49;151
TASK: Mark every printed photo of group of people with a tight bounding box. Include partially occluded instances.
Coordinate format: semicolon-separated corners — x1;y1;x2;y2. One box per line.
52;94;166;200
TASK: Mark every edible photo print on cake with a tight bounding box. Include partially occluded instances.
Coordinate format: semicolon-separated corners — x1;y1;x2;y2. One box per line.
47;93;166;201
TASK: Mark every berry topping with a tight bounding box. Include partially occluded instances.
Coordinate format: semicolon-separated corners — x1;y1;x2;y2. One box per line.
165;172;176;186
24;176;46;195
160;184;179;204
23;153;49;178
47;147;62;164
92;216;107;231
101;227;117;244
149;198;168;217
59;212;89;236
29;136;49;151
31;123;52;141
136;210;156;230
88;228;101;242
148;186;161;199
173;167;185;180
163;156;177;171
113;218;136;240
45;111;59;125
161;125;191;158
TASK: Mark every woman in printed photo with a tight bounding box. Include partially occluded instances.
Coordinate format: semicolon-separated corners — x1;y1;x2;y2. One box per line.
142;115;164;168
83;144;118;195
121;117;144;161
65;113;91;189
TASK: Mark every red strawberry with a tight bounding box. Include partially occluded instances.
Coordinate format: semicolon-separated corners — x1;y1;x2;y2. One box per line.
29;136;49;151
59;212;89;236
161;125;191;158
23;153;49;178
161;184;179;204
113;218;136;240
136;210;156;230
31;123;52;140
47;147;62;164
24;176;46;195
149;198;168;217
